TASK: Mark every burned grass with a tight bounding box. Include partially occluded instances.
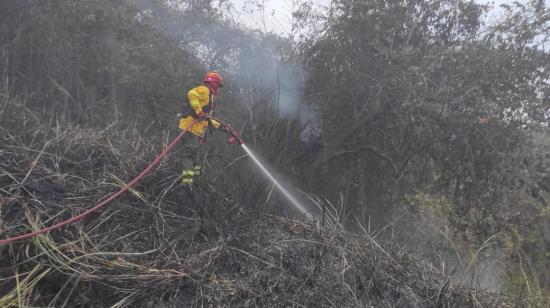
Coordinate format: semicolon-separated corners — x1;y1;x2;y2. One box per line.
0;102;513;307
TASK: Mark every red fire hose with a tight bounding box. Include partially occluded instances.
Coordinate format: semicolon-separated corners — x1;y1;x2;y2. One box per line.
0;124;195;245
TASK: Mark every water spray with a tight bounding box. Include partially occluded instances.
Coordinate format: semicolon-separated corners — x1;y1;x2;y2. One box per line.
215;117;313;219
241;144;312;219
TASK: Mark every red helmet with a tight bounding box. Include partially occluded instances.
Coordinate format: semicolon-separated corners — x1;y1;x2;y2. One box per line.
203;72;224;87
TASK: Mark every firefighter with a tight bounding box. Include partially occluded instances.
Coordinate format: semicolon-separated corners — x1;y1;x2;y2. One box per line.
178;71;224;143
179;72;223;185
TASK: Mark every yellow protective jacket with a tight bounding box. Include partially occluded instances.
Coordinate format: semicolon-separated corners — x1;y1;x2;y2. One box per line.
179;85;220;137
187;85;211;114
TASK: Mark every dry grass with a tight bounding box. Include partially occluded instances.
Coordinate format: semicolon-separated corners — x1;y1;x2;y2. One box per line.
0;98;522;307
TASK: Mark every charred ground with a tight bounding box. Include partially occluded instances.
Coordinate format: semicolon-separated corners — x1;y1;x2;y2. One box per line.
0;100;512;307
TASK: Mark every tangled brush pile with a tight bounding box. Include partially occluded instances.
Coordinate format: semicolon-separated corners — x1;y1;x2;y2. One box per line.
0;99;511;307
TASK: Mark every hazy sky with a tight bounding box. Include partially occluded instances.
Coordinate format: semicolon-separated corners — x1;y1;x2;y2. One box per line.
229;0;527;35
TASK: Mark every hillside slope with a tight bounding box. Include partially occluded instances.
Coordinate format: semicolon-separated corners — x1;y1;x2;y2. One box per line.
0;101;512;307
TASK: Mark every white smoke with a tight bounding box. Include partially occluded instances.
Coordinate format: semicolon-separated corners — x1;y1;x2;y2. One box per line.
124;0;321;142
231;36;321;142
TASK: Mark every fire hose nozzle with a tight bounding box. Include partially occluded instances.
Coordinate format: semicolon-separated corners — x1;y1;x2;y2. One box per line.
223;124;243;145
228;130;243;145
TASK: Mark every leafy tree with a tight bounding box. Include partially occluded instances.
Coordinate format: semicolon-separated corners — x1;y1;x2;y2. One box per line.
0;0;201;127
290;0;549;292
